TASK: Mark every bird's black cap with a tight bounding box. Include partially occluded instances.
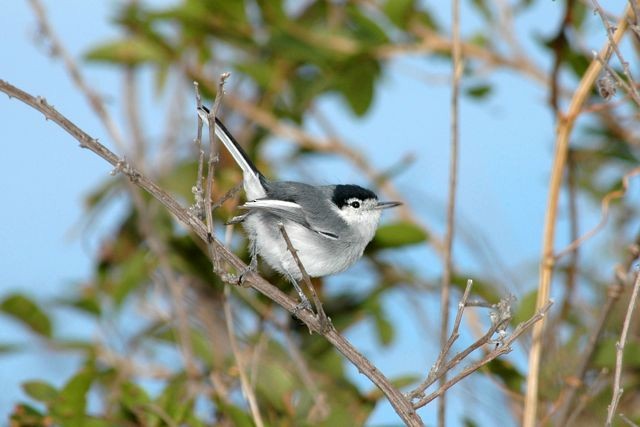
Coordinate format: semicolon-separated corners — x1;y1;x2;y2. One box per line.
331;184;378;208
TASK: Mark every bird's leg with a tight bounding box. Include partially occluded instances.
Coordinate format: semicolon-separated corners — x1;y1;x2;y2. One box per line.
237;238;258;287
286;272;312;313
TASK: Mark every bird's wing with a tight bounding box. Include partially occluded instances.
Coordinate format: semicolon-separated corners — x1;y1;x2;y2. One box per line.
240;199;339;240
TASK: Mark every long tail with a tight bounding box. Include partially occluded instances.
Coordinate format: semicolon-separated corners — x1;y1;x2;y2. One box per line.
198;107;266;199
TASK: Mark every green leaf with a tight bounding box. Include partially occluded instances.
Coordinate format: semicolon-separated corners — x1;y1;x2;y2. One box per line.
512;290;537;326
51;368;95;424
0;293;52;338
118;382;156;425
383;0;414;28
367;375;419;400
345;4;389;46
594;338;640;368
465;84;492;99
373;308;394;346
371;221;428;249
85;38;167;66
470;0;493;21
451;276;501;305
255;360;297;411
155;375;194;423
22;381;58;404
0;343;22;353
336;56;380;116
214;401;255;427
10;404;46;426
482;359;524;392
113;250;150;306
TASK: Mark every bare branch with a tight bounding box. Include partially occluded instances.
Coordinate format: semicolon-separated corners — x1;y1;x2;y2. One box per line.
555;282;623;425
592;0;640;106
605;269;640;426
555;167;640;259
415;300;553;409
203;72;231;272
277;223;329;332
190;81;206;218
223;286;265;427
410;280;473;399
438;0;463;422
27;0;127;153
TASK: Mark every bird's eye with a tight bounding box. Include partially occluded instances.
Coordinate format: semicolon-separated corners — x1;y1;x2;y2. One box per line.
350;201;361;208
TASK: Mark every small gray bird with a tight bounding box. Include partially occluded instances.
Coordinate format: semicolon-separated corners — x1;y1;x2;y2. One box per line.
200;108;400;309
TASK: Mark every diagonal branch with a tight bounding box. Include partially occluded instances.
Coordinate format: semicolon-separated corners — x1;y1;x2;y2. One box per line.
277;224;329;331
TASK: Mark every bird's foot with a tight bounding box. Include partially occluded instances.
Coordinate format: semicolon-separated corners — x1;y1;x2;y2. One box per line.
293;297;313;315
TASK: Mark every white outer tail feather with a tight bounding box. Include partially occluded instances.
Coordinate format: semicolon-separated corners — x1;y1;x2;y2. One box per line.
198;108;267;200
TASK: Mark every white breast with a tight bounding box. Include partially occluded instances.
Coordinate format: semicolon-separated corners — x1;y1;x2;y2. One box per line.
243;215;367;280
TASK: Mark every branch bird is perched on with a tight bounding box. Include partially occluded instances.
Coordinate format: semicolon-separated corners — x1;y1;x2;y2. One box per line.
199;107;401;310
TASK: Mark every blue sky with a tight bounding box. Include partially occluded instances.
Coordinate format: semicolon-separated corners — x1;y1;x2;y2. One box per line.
1;0;633;425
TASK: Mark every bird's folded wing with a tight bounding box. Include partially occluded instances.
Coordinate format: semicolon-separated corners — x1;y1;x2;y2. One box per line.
240;199;338;240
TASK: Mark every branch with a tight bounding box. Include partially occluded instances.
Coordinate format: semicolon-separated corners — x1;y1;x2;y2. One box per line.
555;167;640;259
190;81;206;218
203;72;231;271
554;281;622;425
223;286;265;427
592;0;640;107
414;300;553;408
277;224;329;331
410;280;473;399
438;0;462;422
0;79;423;426
605;270;640;426
27;0;127;153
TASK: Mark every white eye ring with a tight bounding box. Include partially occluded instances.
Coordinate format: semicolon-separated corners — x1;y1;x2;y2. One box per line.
350;201;360;208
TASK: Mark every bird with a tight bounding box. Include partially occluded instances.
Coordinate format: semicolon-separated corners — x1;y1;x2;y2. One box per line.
199;107;401;310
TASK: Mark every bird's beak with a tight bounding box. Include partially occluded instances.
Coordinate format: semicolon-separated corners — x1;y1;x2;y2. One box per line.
375;201;402;210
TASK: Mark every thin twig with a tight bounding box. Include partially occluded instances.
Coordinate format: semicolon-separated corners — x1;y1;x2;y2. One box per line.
124;67;146;163
277;223;330;331
410;280;473;399
555;167;640;259
438;0;463;423
414;300;553;408
522;7;632;426
282;325;330;423
592;0;640;106
564;369;609;426
27;0;127;153
554;282;623;425
203;72;231;272
190;81;206;218
223;286;265;427
410;292;519;403
620;413;640;427
605;270;640;426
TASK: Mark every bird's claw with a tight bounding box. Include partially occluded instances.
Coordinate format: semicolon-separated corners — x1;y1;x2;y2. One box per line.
293;298;313;315
235;266;255;287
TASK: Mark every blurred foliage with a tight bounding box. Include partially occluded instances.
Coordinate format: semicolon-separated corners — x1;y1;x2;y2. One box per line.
5;0;640;425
